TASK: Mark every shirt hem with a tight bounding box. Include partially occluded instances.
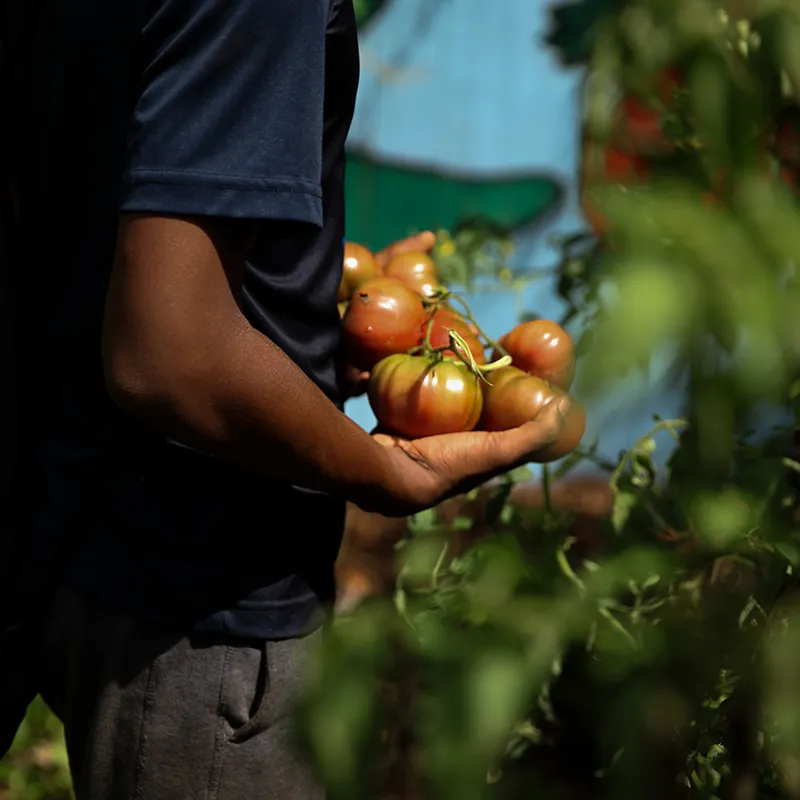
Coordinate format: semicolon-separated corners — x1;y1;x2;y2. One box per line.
119;170;323;227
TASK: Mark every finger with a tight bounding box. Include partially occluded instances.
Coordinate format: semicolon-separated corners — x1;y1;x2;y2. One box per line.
340;363;370;398
349;373;370;398
376;230;436;267
487;395;571;470
446;396;568;485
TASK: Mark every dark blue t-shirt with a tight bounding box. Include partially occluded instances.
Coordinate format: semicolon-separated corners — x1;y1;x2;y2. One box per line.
7;0;359;638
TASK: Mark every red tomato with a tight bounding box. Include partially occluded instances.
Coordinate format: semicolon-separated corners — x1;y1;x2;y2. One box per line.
610;66;680;155
384;251;440;298
494;320;575;390
580;65;681;237
479;373;586;463
338;242;381;303
343;278;427;371
419;307;486;364
482;365;528;394
580;140;652;236
615;96;672;155
368;354;483;439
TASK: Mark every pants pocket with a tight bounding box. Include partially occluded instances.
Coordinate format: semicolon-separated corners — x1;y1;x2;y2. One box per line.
219;640;272;744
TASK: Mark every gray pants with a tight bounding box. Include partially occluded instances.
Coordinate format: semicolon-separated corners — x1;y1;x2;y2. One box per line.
39;585;325;800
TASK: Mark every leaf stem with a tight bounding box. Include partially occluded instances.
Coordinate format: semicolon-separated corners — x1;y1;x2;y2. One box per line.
609;418;689;493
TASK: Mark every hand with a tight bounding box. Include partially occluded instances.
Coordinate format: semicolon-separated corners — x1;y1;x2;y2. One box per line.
369;394;572;517
339;362;371;400
339;230;437;399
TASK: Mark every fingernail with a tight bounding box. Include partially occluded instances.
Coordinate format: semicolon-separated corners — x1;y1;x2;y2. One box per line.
555;396;572;420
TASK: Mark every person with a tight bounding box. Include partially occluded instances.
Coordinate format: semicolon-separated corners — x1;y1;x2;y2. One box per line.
0;1;570;798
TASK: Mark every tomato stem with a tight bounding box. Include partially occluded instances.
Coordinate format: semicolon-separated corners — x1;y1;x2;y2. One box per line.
477;355;512;373
449;331;512;385
422;304;441;353
438;291;509;359
448;330;485;380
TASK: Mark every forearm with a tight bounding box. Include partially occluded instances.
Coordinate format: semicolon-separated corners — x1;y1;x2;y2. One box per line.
106;315;399;512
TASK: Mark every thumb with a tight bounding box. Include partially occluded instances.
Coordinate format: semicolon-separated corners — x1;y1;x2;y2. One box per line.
484;395;571;471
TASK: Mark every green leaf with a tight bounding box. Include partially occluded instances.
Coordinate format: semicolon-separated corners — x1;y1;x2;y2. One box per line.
612;488;639;533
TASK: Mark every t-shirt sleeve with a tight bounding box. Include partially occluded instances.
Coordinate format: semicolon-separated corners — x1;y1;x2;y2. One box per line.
119;0;327;226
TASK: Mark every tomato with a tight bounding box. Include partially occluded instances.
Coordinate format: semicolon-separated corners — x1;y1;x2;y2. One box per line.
342;277;427;371
384;250;440;298
580;65;682;236
482;365;527;394
338;242;381;303
615;96;672;155
368;354;483;438
479;373;586;463
580;141;652;236
419;307;486;364
494;320;575;390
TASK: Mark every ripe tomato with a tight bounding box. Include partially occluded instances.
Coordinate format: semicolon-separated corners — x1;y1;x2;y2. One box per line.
368;354;483;439
482;365;527;394
419;307;486;364
479;373;586;463
384;250;440;298
494;320;575;390
342;277;426;371
338;242;381;303
615;96;672;156
581;66;681;237
580;141;652;236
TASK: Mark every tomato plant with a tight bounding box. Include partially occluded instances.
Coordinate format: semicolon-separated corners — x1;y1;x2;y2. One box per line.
368;353;483;439
494;319;576;390
384;250;440;298
339;241;381;303
342;277;427;371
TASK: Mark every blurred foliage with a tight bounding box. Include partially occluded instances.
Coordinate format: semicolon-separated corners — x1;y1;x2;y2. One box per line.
431;219;518;293
0;699;70;800
297;1;800;799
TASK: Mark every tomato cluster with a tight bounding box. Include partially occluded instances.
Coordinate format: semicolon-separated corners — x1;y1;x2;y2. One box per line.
337;241;586;463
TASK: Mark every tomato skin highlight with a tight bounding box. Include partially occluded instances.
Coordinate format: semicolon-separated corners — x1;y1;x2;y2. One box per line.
480;373;586;462
384;250;440;298
420;307;486;364
494;320;576;390
368;354;483;439
342;277;427;371
339;242;381;303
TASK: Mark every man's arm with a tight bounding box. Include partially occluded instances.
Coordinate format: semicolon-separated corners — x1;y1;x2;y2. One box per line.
102;214;570;517
103;213;400;511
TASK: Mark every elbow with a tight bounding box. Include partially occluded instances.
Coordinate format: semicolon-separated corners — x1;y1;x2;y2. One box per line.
102;341;202;431
103;349;170;422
